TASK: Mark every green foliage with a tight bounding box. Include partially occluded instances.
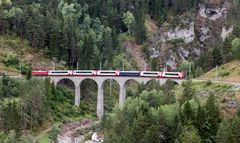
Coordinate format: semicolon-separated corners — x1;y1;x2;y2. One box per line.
2;52;19;67
19;80;52;130
26;68;32;80
5;130;17;143
205;93;221;141
194;105;210;142
181;101;195;123
142;125;161;143
18;133;35;143
150;57;160;71
112;54;132;70
1;74;19;98
0;77;87;141
123;11;135;36
179;60;194;78
0;100;21;133
145;79;161;91
231;37;240;59
140;89;163;108
162;80;176;104
231;116;240;143
180;80;195;103
205;80;212;86
215;120;236;143
221;38;233;63
103;83;190;142
218;70;230;77
178;123;201;143
212;47;223;66
48;125;61;142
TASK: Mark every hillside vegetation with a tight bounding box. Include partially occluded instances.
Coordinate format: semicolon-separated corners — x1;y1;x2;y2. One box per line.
1;0;240;142
0;35;64;75
200;60;240;82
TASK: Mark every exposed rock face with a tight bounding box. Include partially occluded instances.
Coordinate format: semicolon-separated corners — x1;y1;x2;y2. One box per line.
221;26;233;41
199;26;210;43
148;0;234;70
199;4;227;21
166;53;177;70
57;119;94;143
166;22;195;43
177;47;190;60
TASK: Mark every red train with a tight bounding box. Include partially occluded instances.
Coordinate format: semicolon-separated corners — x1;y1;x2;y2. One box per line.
32;70;185;78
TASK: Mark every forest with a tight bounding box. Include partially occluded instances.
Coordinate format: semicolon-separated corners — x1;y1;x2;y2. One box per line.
0;0;206;70
0;75;240;142
1;0;240;142
0;0;239;74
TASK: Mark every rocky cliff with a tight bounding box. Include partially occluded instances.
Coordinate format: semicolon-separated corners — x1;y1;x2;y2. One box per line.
148;0;238;70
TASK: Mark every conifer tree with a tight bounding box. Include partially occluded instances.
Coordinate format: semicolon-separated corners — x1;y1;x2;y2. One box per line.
26;68;32;80
232;116;240;142
206;93;221;141
180;80;195;104
178;122;201;143
212;47;223;67
215;120;236;143
194;105;209;140
181;101;195;124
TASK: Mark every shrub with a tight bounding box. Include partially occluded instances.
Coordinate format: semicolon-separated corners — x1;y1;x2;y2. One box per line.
16;63;30;75
2;52;19;66
48;125;61;142
205;80;212;86
218;71;230;77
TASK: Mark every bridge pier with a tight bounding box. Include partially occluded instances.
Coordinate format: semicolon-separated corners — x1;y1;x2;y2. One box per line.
75;85;81;106
97;82;104;119
119;82;126;107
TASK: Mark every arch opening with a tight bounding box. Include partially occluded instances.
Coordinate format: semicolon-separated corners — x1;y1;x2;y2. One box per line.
80;78;98;116
145;79;161;91
56;78;75;105
102;79;120;112
57;78;75;90
124;79;141;98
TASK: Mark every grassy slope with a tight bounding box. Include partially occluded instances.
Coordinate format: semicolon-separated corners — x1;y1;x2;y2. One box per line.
175;81;239;117
200;60;240;82
0;35;64;76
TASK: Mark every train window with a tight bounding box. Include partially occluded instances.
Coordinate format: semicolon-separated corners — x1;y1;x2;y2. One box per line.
164;73;179;76
51;71;68;73
143;72;158;75
76;71;92;73
100;72;116;74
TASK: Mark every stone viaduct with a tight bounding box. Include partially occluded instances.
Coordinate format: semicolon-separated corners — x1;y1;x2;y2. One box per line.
50;76;184;119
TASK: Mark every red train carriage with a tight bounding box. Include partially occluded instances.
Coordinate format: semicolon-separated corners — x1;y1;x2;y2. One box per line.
32;71;48;76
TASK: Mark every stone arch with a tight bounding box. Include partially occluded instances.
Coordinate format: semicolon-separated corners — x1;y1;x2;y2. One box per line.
56;78;76;89
145;78;161;90
102;78;120;111
80;78;99;88
55;78;76;105
163;79;182;86
79;78;99;115
123;78;141;96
